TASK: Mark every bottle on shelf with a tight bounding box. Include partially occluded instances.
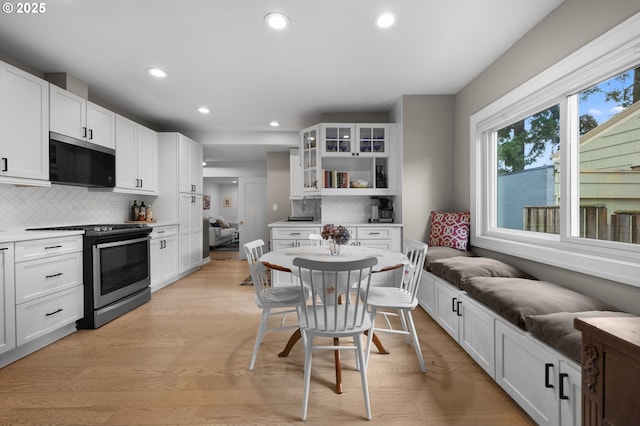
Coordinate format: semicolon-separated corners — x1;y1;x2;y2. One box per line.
146;204;153;222
138;201;147;221
131;200;139;221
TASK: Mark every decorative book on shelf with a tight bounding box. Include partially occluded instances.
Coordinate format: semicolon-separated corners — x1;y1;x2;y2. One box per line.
323;170;350;188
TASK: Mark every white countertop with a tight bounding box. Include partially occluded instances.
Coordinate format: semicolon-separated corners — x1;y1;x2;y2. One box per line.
269;220;402;227
0;229;84;244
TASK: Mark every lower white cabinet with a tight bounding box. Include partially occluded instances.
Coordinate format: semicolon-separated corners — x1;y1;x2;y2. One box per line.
418;270;581;426
270;226;320;286
179;193;203;273
150;225;178;292
495;319;581;426
14;236;84;347
0;243;16;356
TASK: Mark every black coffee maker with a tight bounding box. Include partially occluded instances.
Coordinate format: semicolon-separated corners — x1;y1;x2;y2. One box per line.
370;197;394;222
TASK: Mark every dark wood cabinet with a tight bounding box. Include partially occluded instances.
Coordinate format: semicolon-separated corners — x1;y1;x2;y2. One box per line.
574;317;640;426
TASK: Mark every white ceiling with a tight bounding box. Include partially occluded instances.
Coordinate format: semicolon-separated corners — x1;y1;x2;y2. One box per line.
0;0;563;163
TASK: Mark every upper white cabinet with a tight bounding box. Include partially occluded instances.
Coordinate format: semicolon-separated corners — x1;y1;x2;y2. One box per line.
0;61;49;185
302;122;394;195
49;85;115;149
178;134;203;194
321;124;388;157
300;125;321;194
115;114;158;194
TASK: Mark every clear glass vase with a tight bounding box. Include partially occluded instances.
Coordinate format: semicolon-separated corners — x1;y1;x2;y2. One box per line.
329;240;340;256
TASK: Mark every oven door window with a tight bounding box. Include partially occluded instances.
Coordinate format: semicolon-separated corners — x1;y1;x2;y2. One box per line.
94;237;149;301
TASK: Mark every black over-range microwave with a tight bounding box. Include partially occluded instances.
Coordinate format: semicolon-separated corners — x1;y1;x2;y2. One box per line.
49;132;115;188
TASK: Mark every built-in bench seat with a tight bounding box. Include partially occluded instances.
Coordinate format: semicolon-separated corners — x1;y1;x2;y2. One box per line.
418;246;638;425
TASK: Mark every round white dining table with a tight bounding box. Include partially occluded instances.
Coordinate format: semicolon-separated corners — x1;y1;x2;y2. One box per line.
259;244;408;273
258;244;408;395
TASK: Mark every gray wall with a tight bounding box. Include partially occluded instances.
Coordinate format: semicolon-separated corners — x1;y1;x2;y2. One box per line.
266;152;291;224
400;95;455;242
449;0;640;312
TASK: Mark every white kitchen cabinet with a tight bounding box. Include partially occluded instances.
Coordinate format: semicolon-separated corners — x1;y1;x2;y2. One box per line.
156;132;204;277
289;148;304;199
0;60;49;185
300;125;321;194
50;85;116;149
0;244;16;356
351;226;401;251
495;319;581;426
114;114;158;194
269;225;321;286
320;124;388;158
178;134;203;194
150;225;178;292
14;236;83;347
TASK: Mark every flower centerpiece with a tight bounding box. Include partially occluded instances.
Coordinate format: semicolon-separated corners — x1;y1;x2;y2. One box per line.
321;224;351;255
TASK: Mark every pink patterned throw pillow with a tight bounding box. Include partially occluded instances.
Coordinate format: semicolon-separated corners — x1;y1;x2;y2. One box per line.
428;211;471;251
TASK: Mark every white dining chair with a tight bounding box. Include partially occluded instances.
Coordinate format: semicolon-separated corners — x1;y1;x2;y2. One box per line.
364;239;428;372
307;233;323;246
244;239;305;371
293;256;378;421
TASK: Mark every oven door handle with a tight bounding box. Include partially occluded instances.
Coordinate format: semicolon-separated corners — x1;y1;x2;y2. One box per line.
94;236;150;250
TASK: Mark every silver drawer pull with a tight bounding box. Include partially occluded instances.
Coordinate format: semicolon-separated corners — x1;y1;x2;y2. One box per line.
45;272;63;279
44;245;63;250
45;308;63;317
368;232;381;235
290;232;301;235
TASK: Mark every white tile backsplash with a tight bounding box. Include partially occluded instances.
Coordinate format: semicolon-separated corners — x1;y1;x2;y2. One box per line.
321;196;375;224
0;183;146;230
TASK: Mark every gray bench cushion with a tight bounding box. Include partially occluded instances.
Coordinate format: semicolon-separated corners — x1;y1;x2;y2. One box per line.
424;246;475;271
430;256;532;289
524;311;635;362
463;277;615;329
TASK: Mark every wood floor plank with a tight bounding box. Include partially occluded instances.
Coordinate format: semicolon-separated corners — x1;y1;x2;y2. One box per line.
0;251;536;424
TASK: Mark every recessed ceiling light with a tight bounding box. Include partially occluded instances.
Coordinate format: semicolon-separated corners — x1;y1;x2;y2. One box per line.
374;12;397;29
146;67;167;78
265;12;290;30
270;121;280;127
202;161;206;166
198;107;210;114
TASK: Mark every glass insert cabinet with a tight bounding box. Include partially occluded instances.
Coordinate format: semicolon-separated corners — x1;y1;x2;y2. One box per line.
320;124;388;157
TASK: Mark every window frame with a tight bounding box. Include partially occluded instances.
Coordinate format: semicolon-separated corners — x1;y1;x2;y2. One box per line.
470;12;640;288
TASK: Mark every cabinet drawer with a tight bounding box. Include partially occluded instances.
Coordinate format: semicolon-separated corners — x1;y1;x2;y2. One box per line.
357;227;392;240
15;251;83;304
16;285;83;345
15;236;83;262
272;227;320;240
151;225;177;239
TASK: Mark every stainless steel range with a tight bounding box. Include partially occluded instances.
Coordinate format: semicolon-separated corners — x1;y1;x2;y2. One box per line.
29;224;152;328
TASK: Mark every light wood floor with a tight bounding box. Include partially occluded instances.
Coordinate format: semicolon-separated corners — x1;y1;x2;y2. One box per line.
0;250;535;425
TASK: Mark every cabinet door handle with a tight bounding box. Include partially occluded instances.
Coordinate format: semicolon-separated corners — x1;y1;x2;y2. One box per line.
368;232;380;235
140;179;143;188
1;157;7;172
559;373;569;400
44;245;62;250
0;247;7;251
544;363;554;388
290;232;301;236
45;308;63;317
88;129;94;140
82;127;87;138
451;297;457;312
456;300;462;317
45;272;63;279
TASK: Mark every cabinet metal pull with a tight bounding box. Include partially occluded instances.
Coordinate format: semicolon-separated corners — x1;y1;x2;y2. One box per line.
451;297;457;312
456;300;462;317
44;245;62;250
559;373;569;400
140;179;143;188
82;127;87;138
45;272;63;279
368;232;380;235
544;363;554;388
290;232;301;235
45;308;63;317
1;157;7;172
0;247;7;251
88;129;93;140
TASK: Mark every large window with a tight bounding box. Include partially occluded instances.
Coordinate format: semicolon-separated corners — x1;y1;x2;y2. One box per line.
471;13;640;287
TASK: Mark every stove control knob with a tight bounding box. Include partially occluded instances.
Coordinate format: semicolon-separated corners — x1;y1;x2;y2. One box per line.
94;226;101;232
